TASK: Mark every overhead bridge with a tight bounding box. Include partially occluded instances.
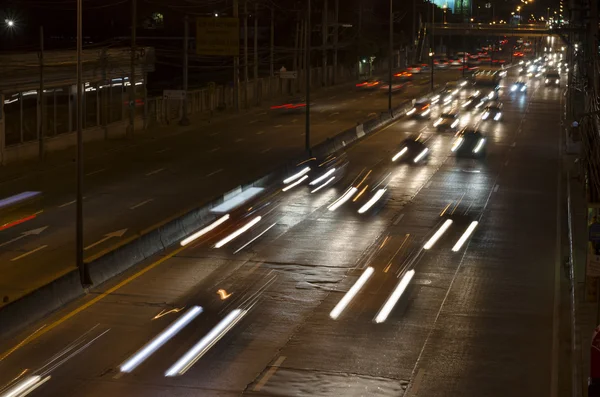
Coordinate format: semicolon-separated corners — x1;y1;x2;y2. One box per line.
429;23;552;37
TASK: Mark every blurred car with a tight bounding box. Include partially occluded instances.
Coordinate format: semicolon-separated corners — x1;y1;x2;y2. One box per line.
461;93;483;110
433;111;461;131
407;64;430;74
545;71;561;86
270;98;306;112
451;129;487;158
449;59;463;67
391;136;430;164
379;81;410;93
356;79;382;90
511;81;527;93
481;102;503;121
434;59;449;69
406;99;432;119
308;153;349;193
394;71;413;81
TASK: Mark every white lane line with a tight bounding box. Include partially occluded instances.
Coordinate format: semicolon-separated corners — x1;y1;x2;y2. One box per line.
249;120;259;124
320;109;326;113
258;111;267;116
329;120;338;124
291;118;298;123
261;147;272;154
58;196;87;208
275;124;283;128
84;229;127;251
329;95;337;99
11;245;48;262
156;148;171;154
408;369;426;396
206;169;223;178
145;168;164;176
130;199;154;210
235;138;244;143
86;168;106;176
209;147;221;153
329;112;340;117
511;141;517;147
256;130;265;135
493;184;499;193
209;132;220;136
424;181;432;189
393;213;404;225
253;356;287;392
505;159;510;166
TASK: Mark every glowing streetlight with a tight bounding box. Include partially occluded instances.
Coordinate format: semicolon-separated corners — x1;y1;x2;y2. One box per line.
5;19;15;28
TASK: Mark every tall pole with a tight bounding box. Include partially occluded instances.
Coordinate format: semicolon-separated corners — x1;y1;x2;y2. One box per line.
38;26;45;161
270;6;274;77
412;0;416;48
293;14;300;92
322;0;328;86
357;0;362;80
333;0;339;84
254;3;258;104
244;0;248;108
128;0;136;137
233;0;239;112
388;0;393;112
180;15;190;125
76;0;90;286
430;2;434;91
305;0;311;154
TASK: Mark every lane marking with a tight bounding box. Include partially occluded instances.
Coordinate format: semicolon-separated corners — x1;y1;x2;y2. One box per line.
209;147;221;153
275;124;283;128
84;229;127;251
209;132;220;136
493;184;500;193
145;168;164;176
329;120;338;124
156;148;171;154
258;111;267;116
0;227;49;248
206;169;223;178
235;138;244;143
261;148;272;154
424;181;432;189
511;141;517;147
249;120;259;124
58;200;76;208
10;245;48;262
253;356;287;392
504;159;509;166
329;112;340;117
130;199;154;210
291;118;298;123
393;213;404;225
409;369;426;396
0;243;190;362
85;168;106;176
256;131;265;135
329;95;337;99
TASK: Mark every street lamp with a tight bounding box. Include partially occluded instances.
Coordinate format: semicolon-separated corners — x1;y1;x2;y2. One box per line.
5;19;15;28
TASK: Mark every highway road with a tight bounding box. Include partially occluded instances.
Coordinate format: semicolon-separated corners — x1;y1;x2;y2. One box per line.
0;64;567;396
0;70;462;304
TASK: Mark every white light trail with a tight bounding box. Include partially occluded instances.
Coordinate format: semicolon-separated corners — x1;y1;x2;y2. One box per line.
165;309;247;377
406;108;416;115
214;216;262;248
283;166;310;184
494;112;502;121
181;215;230;246
451;119;460;128
451;221;479;252
433;118;443;127
311;176;336;193
329;267;375;320
413;148;429;163
451;137;464;152
423;219;453;250
473;138;485;153
282;175;309;192
0;375;51;397
328;187;358;212
421;109;431;116
392;147;408;162
309;168;336;185
358;189;387;214
120;306;203;373
374;269;416;323
233;222;277;254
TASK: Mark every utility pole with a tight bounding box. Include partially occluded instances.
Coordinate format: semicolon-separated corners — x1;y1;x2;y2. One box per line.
357;0;362;80
305;0;311;155
430;2;434;91
412;0;416;49
38;26;45;161
254;2;258;104
233;0;239;112
293;14;300;93
128;0;136;138
270;6;274;77
322;0;328;86
76;0;91;286
388;0;393;112
333;0;339;84
180;15;190;125
244;0;249;108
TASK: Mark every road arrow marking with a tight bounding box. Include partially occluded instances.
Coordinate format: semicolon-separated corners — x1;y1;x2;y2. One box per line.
0;226;49;248
11;245;48;261
84;229;128;251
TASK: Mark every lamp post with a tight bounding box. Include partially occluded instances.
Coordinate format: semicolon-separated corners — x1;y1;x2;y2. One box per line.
388;0;393;112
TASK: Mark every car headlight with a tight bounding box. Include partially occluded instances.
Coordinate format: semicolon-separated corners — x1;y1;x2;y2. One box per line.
451;137;464;152
473;138;486;153
433;118;443;127
451;119;460;128
511;85;517;91
422;109;431;116
406;108;416;115
482;112;489;120
494;112;502;121
488;92;494;99
545;79;549;83
521;86;526;92
462;100;472;108
556;79;560;84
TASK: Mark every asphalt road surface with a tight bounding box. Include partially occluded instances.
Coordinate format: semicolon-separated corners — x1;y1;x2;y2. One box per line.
0;71;462;304
0;64;566;396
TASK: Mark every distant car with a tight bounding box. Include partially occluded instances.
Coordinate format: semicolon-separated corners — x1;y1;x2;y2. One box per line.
433;111;461;131
379;82;409;93
391;136;430;164
434;59;449;69
394;71;413;81
270;98;306;112
545;71;561;86
356;79;382;90
407;64;430;74
449;59;462;67
511;81;527;93
451;129;487;158
406;99;432;119
462;94;483;110
481;102;503;121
